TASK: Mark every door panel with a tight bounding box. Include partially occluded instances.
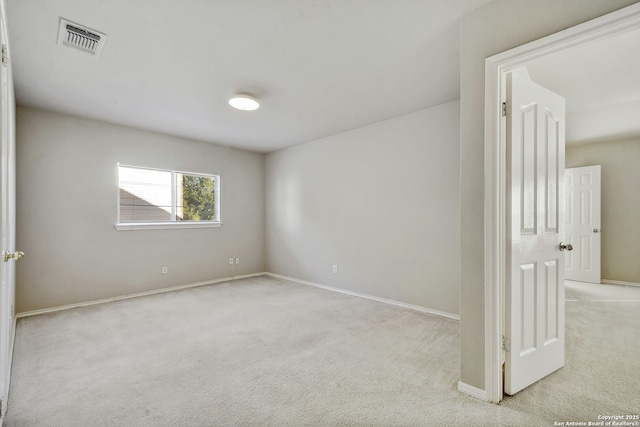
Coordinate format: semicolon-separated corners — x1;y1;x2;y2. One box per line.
543;260;559;344
0;1;16;414
0;17;7;409
505;71;566;395
565;165;601;283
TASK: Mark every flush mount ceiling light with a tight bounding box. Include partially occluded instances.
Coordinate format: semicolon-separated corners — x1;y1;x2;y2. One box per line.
229;94;259;111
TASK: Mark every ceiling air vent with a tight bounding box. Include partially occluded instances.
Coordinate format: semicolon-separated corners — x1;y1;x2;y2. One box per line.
57;18;107;57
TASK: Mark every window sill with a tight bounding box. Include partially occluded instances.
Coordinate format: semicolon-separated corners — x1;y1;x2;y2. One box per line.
114;222;222;231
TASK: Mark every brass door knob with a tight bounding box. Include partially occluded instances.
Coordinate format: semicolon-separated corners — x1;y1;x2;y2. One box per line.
559;243;573;251
4;250;24;262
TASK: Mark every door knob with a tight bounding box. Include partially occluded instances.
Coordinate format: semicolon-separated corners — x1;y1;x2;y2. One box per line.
593;229;599;233
4;250;25;262
559;242;573;251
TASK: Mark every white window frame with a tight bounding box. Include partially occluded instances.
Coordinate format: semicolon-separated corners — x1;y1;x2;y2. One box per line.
115;163;221;231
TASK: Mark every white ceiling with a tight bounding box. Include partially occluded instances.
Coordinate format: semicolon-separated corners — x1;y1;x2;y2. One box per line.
527;28;640;146
5;0;490;153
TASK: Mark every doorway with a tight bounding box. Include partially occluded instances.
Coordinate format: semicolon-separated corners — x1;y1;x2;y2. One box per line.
483;3;640;403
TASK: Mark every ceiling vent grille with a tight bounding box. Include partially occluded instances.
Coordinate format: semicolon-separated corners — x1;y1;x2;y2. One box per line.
57;18;107;57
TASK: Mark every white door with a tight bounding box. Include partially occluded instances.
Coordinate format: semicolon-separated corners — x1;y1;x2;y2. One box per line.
0;2;17;416
504;71;566;395
565;165;601;283
0;61;8;414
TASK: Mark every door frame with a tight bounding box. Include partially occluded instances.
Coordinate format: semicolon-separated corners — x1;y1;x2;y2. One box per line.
0;0;15;416
483;2;640;403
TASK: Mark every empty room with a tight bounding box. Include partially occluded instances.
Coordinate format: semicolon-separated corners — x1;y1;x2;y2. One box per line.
1;1;639;426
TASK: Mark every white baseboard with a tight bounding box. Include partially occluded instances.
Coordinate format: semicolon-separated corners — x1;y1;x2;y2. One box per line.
264;272;460;321
16;272;267;318
16;271;462;322
457;381;488;401
601;279;640;288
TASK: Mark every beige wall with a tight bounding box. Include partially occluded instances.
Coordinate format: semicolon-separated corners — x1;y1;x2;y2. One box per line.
16;107;265;313
566;138;640;283
266;101;460;316
459;0;639;390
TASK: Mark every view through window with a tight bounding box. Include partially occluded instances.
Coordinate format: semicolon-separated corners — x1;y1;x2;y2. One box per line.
118;165;219;224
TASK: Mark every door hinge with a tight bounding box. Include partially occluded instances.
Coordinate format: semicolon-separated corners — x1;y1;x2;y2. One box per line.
502;335;511;352
1;44;7;67
501;101;509;117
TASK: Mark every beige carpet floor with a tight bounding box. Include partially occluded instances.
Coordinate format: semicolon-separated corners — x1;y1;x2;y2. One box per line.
500;280;640;423
4;276;639;426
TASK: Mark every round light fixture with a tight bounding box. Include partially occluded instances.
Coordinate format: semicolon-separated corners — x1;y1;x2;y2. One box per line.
229;94;259;111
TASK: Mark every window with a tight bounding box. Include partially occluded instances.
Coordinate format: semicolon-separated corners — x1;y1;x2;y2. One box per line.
116;164;220;230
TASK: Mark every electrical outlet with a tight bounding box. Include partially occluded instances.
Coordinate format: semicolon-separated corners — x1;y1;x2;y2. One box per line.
161;266;168;275
235;257;240;265
229;258;234;265
333;265;338;274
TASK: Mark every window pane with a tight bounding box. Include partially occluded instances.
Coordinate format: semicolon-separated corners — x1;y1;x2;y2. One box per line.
119;166;172;222
176;173;216;221
118;165;218;225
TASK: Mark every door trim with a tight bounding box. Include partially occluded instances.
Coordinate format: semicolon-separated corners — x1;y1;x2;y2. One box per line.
483;2;640;403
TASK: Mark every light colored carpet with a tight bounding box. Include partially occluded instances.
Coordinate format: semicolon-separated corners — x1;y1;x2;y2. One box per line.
500;280;640;423
4;276;639;426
